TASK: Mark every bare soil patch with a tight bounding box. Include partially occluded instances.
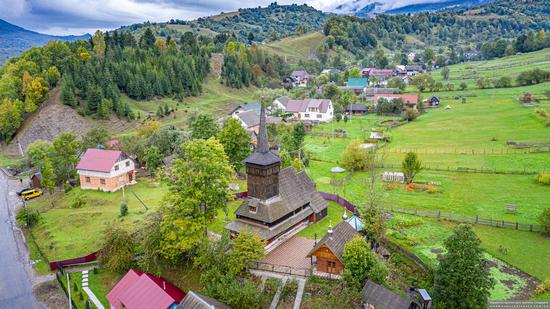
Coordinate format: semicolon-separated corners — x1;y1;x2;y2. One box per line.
33;280;66;309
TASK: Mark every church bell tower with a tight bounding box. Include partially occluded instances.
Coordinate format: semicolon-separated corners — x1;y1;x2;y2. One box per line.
244;101;281;200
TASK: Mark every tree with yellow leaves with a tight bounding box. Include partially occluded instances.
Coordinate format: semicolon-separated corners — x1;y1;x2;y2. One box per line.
92;30;106;59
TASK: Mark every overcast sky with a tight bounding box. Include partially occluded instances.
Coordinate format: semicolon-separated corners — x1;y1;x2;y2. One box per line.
0;0;440;35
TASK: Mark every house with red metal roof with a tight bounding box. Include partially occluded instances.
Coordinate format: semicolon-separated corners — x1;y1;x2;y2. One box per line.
373;93;419;110
76;148;136;192
107;269;186;309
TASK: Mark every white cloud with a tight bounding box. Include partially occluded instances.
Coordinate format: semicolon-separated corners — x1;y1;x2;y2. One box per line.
1;0;449;35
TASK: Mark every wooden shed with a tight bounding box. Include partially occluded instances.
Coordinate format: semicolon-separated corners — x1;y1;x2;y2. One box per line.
307;221;358;274
31;172;42;188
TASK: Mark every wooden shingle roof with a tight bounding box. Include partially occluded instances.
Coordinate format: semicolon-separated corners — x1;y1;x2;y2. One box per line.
361;280;413;309
307;221;359;261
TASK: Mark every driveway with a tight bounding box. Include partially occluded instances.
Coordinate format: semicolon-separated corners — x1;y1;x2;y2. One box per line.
0;171;41;308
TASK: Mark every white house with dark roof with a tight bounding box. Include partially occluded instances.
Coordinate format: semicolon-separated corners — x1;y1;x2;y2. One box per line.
290;70;310;87
273;97;334;122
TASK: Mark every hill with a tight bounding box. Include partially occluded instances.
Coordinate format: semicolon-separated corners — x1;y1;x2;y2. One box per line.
0;19;90;64
117;3;332;44
324;0;549;58
332;0;494;16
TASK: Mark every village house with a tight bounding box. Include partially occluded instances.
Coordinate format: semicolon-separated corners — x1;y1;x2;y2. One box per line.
373;93;419;110
396;65;424;76
107;269;186;309
423;96;441;108
364;68;394;86
407;52;416;63
364;88;398;103
307;221;359;274
232;109;282;133
343;78;369;95
76;148;136;192
228;102;261;117
226;104;328;248
289;70;310;87
273;97;334;122
345;104;369;115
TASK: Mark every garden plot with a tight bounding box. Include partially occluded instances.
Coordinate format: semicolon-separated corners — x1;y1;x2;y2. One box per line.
387;214;540;301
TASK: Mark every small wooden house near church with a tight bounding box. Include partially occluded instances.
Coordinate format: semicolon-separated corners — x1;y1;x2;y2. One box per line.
226;103;328;244
307;221;359;274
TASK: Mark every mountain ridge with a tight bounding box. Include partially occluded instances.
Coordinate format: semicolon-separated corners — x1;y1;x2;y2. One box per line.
0;19;91;64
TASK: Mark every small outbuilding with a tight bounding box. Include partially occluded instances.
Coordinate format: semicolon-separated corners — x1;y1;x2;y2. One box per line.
307;221;359;274
382;172;405;184
30;172;42;188
345;104;369;115
361;280;415;309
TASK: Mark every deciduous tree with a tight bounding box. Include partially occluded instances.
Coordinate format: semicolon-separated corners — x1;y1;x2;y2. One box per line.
401;152;422;183
342;236;386;289
218;118;251;171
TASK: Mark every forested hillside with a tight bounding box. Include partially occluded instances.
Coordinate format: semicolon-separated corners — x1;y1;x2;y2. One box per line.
0;28;211;142
323;0;550;59
119;3;332;44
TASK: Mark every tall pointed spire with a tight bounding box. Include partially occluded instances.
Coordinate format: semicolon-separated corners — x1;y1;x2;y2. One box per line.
257;98;269;153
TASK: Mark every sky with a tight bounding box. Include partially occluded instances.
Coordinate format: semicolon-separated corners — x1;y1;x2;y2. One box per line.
0;0;441;35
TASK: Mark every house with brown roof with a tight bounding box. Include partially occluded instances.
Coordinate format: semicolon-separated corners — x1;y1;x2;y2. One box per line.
226;103;328;247
76;148;136;192
290;70;310;87
306;221;359;274
273;97;334;122
107;269;186;309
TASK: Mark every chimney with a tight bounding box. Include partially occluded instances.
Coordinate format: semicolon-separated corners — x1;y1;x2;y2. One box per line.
163;281;166;290
328;223;333;239
342;210;348;220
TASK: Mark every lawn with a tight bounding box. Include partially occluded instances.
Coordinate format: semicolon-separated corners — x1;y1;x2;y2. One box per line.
27;178;167;260
263;32;326;64
297;201;352;239
431;48;550;89
88;269;117;308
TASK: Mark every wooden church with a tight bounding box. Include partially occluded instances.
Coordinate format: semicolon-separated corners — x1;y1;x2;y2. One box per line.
226;103;328;244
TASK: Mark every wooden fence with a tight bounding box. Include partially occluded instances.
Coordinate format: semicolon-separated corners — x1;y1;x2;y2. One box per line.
384;206;545;233
249;261;341;280
376;163;545;175
382;147;550;155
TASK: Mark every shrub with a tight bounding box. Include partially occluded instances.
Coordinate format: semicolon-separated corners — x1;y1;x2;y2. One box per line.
16;207;40;228
404;108;419;121
70;195;87;208
538;174;550;185
538;207;550;236
535;279;550;295
120;200;128;217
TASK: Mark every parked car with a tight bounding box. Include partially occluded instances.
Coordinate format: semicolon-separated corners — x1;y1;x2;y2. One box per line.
20;189;42;200
16;187;32;196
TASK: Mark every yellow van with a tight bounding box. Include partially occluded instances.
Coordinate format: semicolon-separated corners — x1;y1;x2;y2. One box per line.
21;189;42;200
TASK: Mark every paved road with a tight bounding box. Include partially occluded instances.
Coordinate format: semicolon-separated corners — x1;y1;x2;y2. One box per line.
0;172;40;308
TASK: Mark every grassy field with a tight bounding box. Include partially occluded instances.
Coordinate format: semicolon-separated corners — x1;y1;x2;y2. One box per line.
27;178;166;260
431;48;550;89
125;79;257;130
387;213;550;300
262;32;325;64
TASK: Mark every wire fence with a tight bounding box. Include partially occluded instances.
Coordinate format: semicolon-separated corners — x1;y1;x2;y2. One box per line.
383;147;550;155
383;206;546;233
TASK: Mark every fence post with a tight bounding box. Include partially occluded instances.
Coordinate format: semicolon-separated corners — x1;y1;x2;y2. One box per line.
515;222;518;230
530;224;533;232
476;216;479;224
438;211;441;218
